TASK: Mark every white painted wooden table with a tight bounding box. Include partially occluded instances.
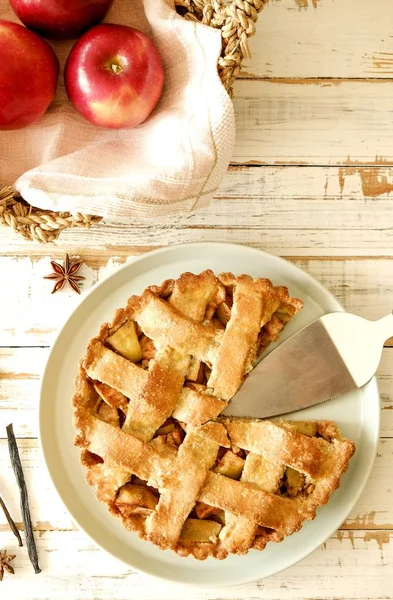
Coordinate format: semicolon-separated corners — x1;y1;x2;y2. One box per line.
1;0;393;597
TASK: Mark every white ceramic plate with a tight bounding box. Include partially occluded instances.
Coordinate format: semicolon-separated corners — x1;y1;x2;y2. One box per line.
39;243;380;587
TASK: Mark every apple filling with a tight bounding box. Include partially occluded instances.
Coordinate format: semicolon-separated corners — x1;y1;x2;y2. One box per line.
91;298;318;543
293;421;318;437
213;449;245;480
114;481;222;542
105;320;157;371
107;321;143;363
115;483;159;517
150;418;185;447
93;381;128;413
112;446;248;543
180;519;221;543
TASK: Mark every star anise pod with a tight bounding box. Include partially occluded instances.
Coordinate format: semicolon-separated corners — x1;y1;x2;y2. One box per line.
44;254;85;294
0;550;16;581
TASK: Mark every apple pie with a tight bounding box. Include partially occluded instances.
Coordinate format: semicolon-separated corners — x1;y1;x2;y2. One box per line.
72;270;355;559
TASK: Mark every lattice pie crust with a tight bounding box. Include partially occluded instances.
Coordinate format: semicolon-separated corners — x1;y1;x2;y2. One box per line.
72;270;355;559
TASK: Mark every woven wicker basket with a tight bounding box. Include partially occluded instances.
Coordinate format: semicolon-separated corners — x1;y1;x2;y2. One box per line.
0;0;267;243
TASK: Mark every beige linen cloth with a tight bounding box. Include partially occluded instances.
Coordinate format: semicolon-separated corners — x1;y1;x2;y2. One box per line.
0;0;235;218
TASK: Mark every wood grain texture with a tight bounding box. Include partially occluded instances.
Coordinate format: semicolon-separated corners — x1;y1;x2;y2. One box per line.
232;79;393;165
0;528;390;599
242;0;393;79
2;166;393;255
0;528;392;599
1;256;392;345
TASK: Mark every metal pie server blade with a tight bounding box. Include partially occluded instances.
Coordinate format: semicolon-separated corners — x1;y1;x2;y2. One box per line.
221;311;393;419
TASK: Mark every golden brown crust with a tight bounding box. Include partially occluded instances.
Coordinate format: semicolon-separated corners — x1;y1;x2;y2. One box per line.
225;420;326;478
72;270;355;560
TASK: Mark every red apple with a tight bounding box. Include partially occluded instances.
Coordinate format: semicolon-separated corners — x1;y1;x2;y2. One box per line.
9;0;113;40
64;24;164;129
0;20;59;130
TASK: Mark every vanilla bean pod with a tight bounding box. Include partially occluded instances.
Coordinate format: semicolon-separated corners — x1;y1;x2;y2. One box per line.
6;424;41;574
0;494;23;547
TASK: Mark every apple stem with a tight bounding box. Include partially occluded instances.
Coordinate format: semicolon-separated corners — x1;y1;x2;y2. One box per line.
110;63;122;74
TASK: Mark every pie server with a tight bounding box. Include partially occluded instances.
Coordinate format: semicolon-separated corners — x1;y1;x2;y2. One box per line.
222;311;393;419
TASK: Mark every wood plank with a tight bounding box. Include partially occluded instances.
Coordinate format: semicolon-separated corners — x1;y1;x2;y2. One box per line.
0;348;49;438
2;165;393;254
0;438;392;532
376;351;393;438
232;79;393;165
243;0;393;79
3;223;393;256
0;440;73;532
2;224;393;259
1;257;393;346
1;347;393;438
219;166;393;206
0;528;391;599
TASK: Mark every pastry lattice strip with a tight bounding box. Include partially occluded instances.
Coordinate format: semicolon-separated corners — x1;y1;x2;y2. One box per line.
80;270;297;521
74;405;354;553
73;270;354;559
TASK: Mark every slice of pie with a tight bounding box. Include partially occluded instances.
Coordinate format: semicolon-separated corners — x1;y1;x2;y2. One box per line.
72;270;355;559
